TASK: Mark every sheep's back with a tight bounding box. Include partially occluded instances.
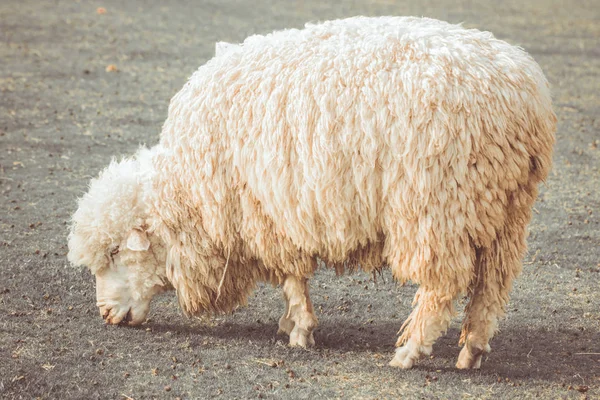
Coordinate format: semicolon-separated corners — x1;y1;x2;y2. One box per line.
157;16;555;265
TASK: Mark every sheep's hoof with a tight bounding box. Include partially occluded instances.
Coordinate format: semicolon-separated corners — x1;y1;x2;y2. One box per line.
456;342;491;369
289;326;315;348
278;315;315;347
389;345;417;369
389;342;431;369
277;315;295;336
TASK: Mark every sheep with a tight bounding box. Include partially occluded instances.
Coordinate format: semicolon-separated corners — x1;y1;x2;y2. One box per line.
68;16;556;369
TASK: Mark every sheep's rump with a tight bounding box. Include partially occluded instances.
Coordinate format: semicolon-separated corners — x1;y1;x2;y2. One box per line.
152;17;555;310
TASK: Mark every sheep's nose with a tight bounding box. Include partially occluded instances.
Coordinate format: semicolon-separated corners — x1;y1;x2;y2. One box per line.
100;307;110;320
98;304;135;325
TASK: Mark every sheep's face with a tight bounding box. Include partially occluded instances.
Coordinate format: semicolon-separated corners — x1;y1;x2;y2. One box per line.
68;224;170;326
94;229;169;326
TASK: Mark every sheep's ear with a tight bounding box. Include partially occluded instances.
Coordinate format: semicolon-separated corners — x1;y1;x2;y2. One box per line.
215;41;237;56
126;229;150;252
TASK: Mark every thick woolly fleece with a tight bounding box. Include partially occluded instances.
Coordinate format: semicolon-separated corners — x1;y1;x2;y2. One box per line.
148;16;555;318
69;17;555;342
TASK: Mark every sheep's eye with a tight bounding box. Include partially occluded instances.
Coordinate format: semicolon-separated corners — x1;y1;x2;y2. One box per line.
110;247;119;255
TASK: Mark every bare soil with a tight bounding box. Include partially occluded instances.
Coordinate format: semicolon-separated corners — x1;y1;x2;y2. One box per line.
1;0;599;398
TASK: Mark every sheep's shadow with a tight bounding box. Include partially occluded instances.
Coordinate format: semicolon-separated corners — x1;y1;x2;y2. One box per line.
146;318;599;382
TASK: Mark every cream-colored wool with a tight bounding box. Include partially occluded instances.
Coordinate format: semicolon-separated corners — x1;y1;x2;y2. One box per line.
68;16;555;369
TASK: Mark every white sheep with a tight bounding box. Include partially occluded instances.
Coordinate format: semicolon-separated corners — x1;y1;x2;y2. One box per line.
68;16;556;369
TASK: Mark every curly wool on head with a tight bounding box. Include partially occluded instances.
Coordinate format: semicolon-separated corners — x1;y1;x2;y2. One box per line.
146;16;555;317
67;148;156;274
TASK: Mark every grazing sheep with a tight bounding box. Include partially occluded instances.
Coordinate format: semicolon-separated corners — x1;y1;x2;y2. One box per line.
68;16;556;369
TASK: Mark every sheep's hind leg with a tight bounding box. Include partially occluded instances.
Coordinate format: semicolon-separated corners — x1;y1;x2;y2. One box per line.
277;276;317;348
390;288;455;369
457;234;522;369
456;285;494;369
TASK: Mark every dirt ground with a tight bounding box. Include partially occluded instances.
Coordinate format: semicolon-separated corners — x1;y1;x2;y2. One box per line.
1;0;599;398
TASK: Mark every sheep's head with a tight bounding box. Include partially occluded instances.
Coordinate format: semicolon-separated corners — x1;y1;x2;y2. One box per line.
91;227;169;325
68;148;170;326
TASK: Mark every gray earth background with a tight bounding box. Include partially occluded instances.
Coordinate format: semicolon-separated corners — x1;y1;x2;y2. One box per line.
1;0;599;399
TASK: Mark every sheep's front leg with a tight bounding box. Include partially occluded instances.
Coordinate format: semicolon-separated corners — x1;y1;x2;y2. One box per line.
390;288;455;369
277;276;317;347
